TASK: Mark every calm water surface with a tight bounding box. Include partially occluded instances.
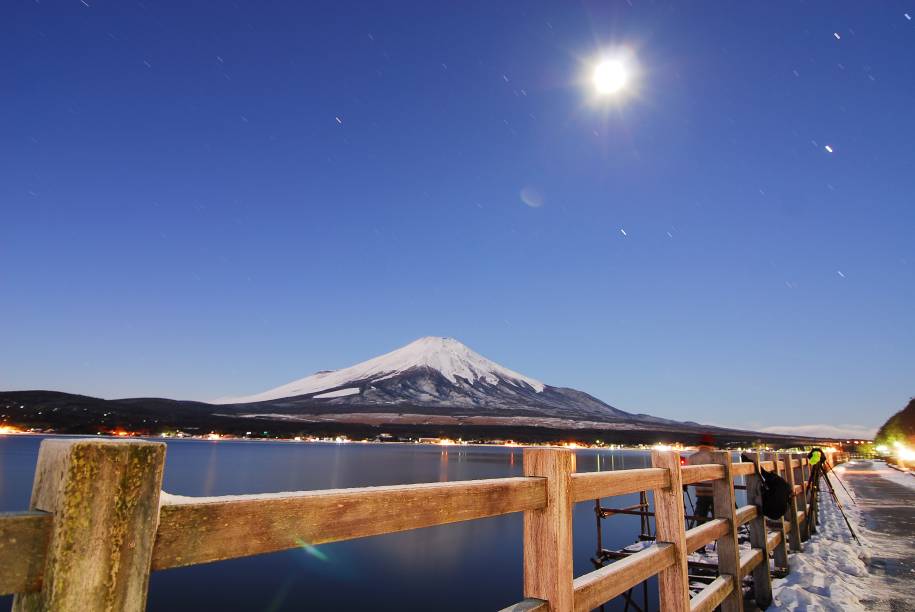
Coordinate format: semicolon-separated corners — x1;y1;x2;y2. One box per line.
0;436;660;611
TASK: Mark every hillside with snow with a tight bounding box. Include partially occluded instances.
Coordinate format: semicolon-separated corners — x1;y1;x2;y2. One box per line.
212;337;689;430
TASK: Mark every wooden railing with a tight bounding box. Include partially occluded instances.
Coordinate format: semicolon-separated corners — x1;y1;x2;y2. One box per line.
0;439;827;611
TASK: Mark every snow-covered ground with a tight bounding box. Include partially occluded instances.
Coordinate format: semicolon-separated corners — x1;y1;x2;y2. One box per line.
770;460;913;611
769;463;868;610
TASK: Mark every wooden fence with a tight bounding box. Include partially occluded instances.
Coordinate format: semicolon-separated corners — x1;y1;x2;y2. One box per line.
0;439;833;611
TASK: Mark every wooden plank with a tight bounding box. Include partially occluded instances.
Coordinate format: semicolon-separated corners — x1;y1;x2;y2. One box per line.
793;454;810;541
154;476;546;570
0;512;52;595
523;448;575;612
731;462;755;477
709;450;743;612
685;518;729;553
690;575;735;612
792;484;803;496
572;543;675;612
735;504;758;526
779;452;802;552
800;457;816;535
766;451;790;572
499;598;548;612
742;452;773;609
570;468;668;502
790;459;801;468
739;548;764;578
681;464;725;485
13;439;165;612
651;450;690;612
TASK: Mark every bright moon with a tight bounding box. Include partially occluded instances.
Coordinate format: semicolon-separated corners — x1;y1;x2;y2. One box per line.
593;59;628;95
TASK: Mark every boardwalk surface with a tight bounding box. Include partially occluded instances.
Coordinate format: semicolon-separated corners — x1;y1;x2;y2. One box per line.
839;461;915;612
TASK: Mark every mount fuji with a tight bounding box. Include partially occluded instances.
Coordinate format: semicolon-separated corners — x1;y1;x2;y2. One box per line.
2;336;815;442
212;336;690;431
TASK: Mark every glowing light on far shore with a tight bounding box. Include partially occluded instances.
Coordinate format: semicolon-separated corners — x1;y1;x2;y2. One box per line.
0;424;24;435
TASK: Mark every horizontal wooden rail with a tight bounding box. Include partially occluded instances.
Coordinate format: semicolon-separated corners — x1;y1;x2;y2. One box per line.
739;548;764;578
685;518;729;553
0;512;52;596
690;575;734;612
680;464;725;485
499;598;548;612
153;477;546;570
572;543;675;612
735;504;758;526
731;462;755;477
570;468;668;502
790;459;801;468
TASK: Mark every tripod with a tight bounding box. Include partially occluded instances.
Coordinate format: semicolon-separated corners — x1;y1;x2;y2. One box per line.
807;461;860;545
822;459;856;504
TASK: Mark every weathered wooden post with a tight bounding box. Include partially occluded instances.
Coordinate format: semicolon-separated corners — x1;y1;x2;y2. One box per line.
792;454;810;542
523;447;575;612
808;459;819;532
765;451;789;572
743;453;773;609
13;438;166;612
799;456;815;535
708;450;743;612
650;450;690;612
778;452;802;552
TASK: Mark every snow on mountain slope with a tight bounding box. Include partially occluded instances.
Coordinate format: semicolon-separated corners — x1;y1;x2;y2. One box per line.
214;337;545;405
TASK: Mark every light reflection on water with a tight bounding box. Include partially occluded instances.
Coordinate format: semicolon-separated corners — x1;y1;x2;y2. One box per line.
0;436;663;611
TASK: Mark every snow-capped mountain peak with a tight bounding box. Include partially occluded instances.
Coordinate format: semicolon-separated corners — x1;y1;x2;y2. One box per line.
214;336;545;404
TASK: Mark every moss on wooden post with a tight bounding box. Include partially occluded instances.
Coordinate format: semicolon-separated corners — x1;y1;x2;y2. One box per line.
13;439;166;612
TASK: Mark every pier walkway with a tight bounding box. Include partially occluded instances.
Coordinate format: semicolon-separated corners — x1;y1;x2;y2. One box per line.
840;461;915;612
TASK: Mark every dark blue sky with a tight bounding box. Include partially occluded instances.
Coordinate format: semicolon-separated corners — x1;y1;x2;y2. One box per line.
3;1;913;436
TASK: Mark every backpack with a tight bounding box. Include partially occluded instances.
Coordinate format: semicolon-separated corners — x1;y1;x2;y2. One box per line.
742;454;792;520
758;467;792;520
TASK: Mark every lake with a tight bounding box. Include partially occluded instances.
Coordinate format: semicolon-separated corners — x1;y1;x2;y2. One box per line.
0;436;659;611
